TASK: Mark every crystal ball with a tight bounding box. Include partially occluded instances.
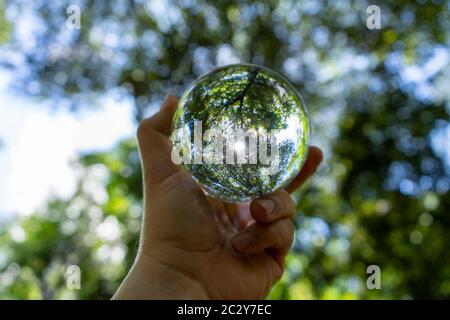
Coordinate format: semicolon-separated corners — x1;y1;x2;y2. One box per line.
171;64;310;202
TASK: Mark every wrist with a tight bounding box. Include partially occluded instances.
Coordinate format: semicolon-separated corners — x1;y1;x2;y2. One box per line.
113;253;209;300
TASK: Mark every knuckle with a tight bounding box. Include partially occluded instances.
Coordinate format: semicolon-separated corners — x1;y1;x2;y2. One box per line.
136;121;148;140
268;219;293;240
280;219;294;235
137;120;159;143
281;191;296;215
265;223;278;240
271;190;295;217
286;199;296;216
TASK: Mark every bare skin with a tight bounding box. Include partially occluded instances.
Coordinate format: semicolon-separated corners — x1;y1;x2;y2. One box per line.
113;95;323;299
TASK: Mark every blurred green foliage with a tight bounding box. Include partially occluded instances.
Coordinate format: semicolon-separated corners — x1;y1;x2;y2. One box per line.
0;0;11;43
0;0;449;299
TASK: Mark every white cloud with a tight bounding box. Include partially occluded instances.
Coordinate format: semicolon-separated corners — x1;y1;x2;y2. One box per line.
0;70;134;218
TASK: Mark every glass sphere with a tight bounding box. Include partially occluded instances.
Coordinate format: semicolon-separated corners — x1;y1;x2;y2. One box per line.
171;64;310;202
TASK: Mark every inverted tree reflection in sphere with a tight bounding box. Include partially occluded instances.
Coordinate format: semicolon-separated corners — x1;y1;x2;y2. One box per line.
171;64;310;202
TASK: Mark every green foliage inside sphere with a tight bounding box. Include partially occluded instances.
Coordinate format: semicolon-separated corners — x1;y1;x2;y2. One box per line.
171;64;310;202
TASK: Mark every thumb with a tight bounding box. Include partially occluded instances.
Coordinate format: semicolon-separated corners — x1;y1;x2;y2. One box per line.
136;95;180;190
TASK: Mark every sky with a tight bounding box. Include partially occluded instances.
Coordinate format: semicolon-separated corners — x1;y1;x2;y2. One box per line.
0;2;135;218
0;69;135;218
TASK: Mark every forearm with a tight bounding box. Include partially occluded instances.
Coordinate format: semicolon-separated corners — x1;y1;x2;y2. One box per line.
113;254;209;300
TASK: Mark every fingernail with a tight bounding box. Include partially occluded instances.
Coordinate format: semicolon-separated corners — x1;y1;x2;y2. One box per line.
231;232;252;251
257;198;275;215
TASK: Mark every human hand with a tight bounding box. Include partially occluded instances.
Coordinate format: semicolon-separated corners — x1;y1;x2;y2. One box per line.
114;95;323;299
